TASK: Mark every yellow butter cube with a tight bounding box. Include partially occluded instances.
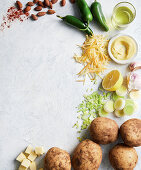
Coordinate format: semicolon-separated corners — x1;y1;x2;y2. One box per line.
21;159;31;168
25;145;33;155
16;152;26;162
35;146;44;155
18;165;27;170
30;161;36;170
28;152;37;162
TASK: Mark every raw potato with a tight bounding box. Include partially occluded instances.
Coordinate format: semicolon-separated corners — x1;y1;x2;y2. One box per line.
120;118;141;147
44;147;71;170
109;144;138;170
72;139;102;170
90;117;119;144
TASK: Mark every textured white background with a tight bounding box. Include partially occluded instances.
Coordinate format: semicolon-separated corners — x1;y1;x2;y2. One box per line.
0;0;141;169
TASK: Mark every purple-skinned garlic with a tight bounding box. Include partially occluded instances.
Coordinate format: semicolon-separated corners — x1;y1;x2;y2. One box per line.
128;62;141;72
127;72;141;91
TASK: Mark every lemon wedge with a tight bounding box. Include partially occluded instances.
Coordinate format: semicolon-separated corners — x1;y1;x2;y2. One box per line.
114;98;125;110
102;70;123;91
114;110;125;117
104;100;114;113
116;85;127;96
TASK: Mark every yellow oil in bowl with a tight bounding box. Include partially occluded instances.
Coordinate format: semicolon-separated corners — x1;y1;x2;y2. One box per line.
114;6;134;25
112;2;136;30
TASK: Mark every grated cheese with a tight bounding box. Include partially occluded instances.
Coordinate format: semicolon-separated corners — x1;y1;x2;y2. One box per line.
74;34;110;81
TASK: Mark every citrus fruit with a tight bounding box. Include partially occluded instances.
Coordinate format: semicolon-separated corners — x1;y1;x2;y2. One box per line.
102;70;123;91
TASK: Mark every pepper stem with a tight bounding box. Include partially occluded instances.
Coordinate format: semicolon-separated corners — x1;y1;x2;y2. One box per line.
56;15;63;19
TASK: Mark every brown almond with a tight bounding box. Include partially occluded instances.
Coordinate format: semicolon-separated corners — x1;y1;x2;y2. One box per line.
44;0;50;7
37;12;46;16
70;0;75;3
47;9;55;14
31;14;38;20
49;2;53;9
27;2;34;6
61;0;66;6
38;1;44;7
16;1;23;9
33;0;39;3
24;6;31;12
51;0;58;4
34;6;42;11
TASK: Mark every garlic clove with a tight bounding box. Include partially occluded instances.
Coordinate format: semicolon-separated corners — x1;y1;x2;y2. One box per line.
128;62;141;72
127;72;141;91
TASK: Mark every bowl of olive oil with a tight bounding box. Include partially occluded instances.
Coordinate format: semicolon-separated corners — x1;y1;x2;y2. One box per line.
112;2;136;30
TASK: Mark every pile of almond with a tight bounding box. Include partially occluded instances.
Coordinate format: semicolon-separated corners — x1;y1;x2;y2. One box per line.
16;0;75;21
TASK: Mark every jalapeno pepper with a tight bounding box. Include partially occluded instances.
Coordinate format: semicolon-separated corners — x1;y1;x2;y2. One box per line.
76;0;93;24
57;15;93;36
91;0;109;31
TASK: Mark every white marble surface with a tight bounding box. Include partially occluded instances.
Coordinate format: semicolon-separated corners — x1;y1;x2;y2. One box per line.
0;0;141;169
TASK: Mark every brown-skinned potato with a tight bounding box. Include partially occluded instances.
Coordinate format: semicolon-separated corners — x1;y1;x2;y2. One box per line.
44;147;71;170
120;118;141;147
72;139;102;170
109;143;138;170
90;117;119;144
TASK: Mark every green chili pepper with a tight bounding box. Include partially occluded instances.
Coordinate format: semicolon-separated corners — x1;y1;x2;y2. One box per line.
57;15;93;36
91;0;109;31
76;0;93;24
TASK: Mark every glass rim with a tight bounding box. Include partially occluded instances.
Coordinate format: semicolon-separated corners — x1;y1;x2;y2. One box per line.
113;1;136;26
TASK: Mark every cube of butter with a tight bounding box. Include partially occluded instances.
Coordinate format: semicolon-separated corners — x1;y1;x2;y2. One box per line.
18;165;27;170
35;146;44;156
16;152;26;162
28;152;37;162
21;159;31;168
30;161;36;170
25;145;33;155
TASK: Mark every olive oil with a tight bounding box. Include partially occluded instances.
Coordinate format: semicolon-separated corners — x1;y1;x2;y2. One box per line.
114;7;134;25
111;2;136;30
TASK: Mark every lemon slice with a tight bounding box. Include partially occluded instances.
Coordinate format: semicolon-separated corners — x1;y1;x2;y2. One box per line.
98;109;109;117
123;104;135;116
102;70;123;91
129;90;141;100
114;98;125;110
114;110;125;117
104;100;114;113
116;85;127;96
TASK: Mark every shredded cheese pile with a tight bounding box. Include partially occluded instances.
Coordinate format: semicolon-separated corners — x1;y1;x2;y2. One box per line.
74;34;110;82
